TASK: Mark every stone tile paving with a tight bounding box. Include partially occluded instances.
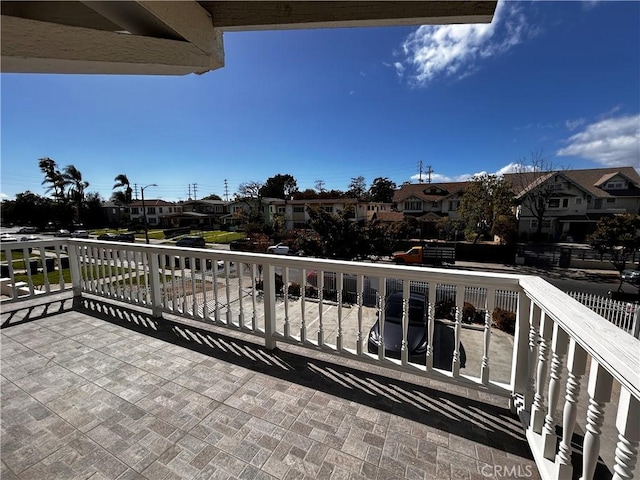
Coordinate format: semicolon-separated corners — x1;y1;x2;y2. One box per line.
0;294;545;479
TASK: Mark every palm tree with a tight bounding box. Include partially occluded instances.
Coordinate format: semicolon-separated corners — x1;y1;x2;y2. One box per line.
112;174;133;205
62;165;89;222
38;157;65;201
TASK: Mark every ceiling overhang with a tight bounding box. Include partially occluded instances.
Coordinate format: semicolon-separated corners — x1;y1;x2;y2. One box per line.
1;1;497;75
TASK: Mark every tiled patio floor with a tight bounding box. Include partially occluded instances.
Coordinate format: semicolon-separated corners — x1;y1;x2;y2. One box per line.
1;293;545;479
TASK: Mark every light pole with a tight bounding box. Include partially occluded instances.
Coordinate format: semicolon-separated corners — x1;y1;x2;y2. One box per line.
141;183;157;244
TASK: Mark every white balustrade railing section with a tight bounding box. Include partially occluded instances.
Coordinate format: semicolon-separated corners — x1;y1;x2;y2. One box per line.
3;238;638;480
569;291;640;338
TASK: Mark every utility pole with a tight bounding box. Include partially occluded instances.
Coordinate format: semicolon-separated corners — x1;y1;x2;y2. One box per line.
187;184;192;200
224;179;229;202
192;183;198;200
133;183;139;200
426;165;434;184
418;160;423;184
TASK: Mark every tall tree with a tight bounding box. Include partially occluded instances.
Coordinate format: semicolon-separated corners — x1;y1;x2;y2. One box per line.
62;165;89;222
346;176;367;199
509;149;563;237
112;173;133;205
202;193;222;200
588;213;640;290
305;205;368;260
314;180;326;193
458;174;514;242
38;157;65;200
237;181;263;199
259;174;298;199
368;177;397;203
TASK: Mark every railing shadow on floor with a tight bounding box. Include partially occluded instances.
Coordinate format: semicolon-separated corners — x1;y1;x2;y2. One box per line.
71;295;614;478
1;295;75;329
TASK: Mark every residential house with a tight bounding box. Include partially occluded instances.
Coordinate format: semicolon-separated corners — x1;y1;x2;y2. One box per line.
100;200;128;227
165;199;229;230
393;182;467;237
223;197;286;230
129;199;182;228
504;166;640;241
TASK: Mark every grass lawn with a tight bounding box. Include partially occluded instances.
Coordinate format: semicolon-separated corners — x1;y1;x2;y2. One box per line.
197;231;245;244
15;268;72;286
1;250;28;261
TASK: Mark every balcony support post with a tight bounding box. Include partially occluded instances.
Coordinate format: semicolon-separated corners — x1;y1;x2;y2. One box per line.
531;312;552;433
68;242;82;297
510;292;531;413
542;323;569;460
555;339;587;480
148;252;163;318
263;262;277;350
612;388;639;480
580;361;613;480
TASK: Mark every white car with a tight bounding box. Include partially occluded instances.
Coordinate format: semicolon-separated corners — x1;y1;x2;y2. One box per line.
71;230;89;238
267;243;290;255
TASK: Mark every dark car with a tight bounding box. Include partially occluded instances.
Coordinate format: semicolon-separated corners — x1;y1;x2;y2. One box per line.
114;233;135;243
621;269;640;285
97;233;118;241
176;236;206;248
367;291;466;370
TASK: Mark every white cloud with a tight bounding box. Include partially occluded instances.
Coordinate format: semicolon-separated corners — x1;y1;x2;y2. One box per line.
409;162;533;184
565;118;586;131
556;114;640;167
0;193;9;201
398;1;536;86
393;62;405;79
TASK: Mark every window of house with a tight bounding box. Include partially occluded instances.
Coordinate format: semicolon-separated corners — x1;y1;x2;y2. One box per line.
548;198;560;208
404;200;421;211
323;206;333;213
606;198;616;204
277;207;286;213
605;181;624;189
431;201;438;208
531;219;552;229
293;206;305;213
147;207;156;214
449;200;459;211
575;198;582;205
159;207;163;213
562;198;569;208
130;207;139;214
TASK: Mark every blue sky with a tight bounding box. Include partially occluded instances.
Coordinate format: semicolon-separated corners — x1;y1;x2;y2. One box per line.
1;1;639;202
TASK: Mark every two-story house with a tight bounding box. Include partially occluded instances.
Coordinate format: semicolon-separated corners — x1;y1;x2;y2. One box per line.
166;199;229;230
393;182;467;237
129;199;182;228
505;166;640;241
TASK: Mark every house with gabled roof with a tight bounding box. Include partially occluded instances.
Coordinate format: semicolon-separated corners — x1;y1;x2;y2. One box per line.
393;182;467;237
504;166;640;241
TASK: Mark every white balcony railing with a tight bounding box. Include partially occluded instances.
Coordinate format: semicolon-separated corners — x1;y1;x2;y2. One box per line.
2;238;639;480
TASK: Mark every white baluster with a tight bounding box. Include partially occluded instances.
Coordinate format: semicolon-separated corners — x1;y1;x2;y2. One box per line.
401;280;410;366
250;263;257;330
555;340;587;480
337;272;343;351
283;267;289;337
542;323;569;460
579;361;613;480
300;268;307;342
481;287;496;384
426;284;436;371
525;303;541;412
612;388;639;480
318;271;324;347
452;284;463;376
531;312;552;433
238;263;245;327
356;274;364;355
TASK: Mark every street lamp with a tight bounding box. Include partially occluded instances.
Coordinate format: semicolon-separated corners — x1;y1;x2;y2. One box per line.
141;183;157;244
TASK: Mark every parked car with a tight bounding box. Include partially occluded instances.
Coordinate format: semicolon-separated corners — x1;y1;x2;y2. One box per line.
71;230;89;238
97;233;118;241
114;233;135;243
176;236;206;248
621;269;640;285
0;233;17;242
367;291;466;370
267;243;290;255
18;226;37;234
54;229;71;237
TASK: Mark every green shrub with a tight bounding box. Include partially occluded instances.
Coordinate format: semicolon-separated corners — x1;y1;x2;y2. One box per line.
492;307;516;334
